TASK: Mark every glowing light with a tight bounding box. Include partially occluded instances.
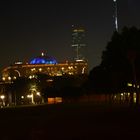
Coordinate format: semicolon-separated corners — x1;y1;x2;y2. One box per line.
133;93;136;103
15;62;23;64
41;52;45;56
21;96;24;99
39;68;42;72
13;76;17;80
30;57;57;65
55;97;62;103
0;95;5;99
76;59;84;62
8;76;11;80
127;83;132;87
36;92;41;96
27;94;33;98
29;75;32;79
31;68;36;71
48;98;55;104
46;79;53;82
2;77;5;81
47;97;62;104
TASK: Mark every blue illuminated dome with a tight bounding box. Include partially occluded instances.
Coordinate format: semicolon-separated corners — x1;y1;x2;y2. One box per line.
30;53;57;65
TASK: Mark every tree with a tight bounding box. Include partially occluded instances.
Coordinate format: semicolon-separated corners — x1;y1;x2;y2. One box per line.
89;27;140;104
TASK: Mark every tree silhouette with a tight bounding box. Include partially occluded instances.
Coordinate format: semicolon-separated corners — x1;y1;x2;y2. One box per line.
89;27;140;104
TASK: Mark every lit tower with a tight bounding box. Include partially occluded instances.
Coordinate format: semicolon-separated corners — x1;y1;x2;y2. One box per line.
71;25;86;60
113;0;118;31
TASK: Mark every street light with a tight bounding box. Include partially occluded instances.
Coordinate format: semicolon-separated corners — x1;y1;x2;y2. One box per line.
0;95;5;106
27;94;34;104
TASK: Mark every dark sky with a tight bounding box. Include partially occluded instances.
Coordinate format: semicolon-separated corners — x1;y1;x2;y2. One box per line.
0;0;140;71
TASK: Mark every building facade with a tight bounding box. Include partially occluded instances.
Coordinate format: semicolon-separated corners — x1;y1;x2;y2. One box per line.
2;53;88;82
71;26;86;60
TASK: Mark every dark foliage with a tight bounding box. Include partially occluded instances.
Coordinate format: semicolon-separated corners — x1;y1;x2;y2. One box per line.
89;27;140;94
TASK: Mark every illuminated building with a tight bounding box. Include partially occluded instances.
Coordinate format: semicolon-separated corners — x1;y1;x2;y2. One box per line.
113;0;118;31
71;25;86;60
2;52;88;82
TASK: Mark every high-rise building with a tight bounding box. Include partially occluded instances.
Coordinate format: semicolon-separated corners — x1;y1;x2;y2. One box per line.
113;0;118;31
71;25;86;60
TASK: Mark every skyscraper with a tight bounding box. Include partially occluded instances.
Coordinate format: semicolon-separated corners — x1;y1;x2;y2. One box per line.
113;0;118;31
71;25;86;60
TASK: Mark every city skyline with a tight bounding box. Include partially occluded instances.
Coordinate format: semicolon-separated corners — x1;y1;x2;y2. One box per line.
0;0;140;71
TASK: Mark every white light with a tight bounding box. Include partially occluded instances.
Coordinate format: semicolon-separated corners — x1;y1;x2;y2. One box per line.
0;95;5;99
15;62;23;64
2;77;5;81
8;76;11;80
27;95;33;98
13;76;17;80
21;96;24;99
113;0;116;2
39;68;42;72
29;75;32;79
41;52;45;56
36;92;41;96
127;83;132;87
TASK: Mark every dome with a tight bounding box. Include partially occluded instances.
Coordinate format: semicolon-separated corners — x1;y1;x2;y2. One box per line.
30;53;57;65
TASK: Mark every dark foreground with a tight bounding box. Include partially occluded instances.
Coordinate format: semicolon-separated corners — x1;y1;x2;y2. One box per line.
0;103;140;140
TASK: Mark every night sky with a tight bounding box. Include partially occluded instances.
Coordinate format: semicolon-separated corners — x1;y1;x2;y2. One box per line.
0;0;140;71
